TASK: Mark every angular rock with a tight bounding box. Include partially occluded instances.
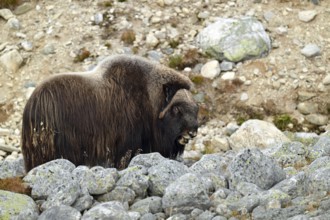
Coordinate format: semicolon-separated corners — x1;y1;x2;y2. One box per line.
0;49;24;72
229;119;289;151
0;156;25;179
305;114;328;126
309;135;330;160
273;171;308;197
322;74;330;85
128;152;166;168
148;159;189;196
200;60;221;79
130;196;162;215
196;17;271;62
297;102;318;115
72;166;117;195
0;190;39;220
14;2;34;15
23;159;80;210
96;186;135;204
300;44;321;58
71;194;94;212
298;10;317;22
81;201;130;220
228;149;286;190
38;205;81;220
162;173;210;215
252;205;305;220
0;9;14;20
7;17;21;30
220;60;234;71
116;166;149;198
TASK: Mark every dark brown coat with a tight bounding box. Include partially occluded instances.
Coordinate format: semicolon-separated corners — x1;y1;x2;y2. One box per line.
21;55;198;171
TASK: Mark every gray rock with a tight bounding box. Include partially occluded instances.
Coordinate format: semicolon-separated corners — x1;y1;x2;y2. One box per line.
297;102;318;114
167;213;188;220
71;194;94;212
298;10;317;22
96;186;135;204
229;119;289;151
288;215;309;220
128;152;166;168
72;166;117;195
38;205;81;220
252;205;305;220
273;172;308;197
0;156;25;179
307;167;330;193
7;17;21;30
259;189;291;208
162;173;210;215
189;154;228;176
148;159;189;196
305;114;328;126
300;44;321;58
117;166;149;198
236;182;263;196
195;210;216;220
93;13;103;25
23;159;80;209
14;2;34;15
200;60;221;79
309;136;330;159
212;216;227;220
0;9;14;20
322;74;330;85
263;11;275;22
228;149;286;190
130;196;162;215
147;50;163;62
81;201;130;220
220;60;234;71
196;17;271;62
0;49;24;72
269;141;308;168
227;194;260;214
140;213;157;220
42;43;56;55
0;190;39;220
21;41;33;51
128;211;141;220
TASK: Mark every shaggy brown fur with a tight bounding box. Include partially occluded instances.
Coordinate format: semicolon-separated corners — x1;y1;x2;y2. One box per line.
21;55;198;171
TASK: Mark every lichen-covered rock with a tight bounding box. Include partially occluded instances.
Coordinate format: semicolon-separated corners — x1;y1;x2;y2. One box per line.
196;17;271;62
0;156;25;179
307;167;330;193
273;172;308;197
130;196;162;215
189;154;228;176
228;149;286;190
71;193;94;212
72;165;117;195
162;173;210;216
38;205;81;220
0;190;39;220
96;186;135;204
81;201;131;220
128;152;166;168
252;205;305;220
116;166;149;198
308;135;330;160
148;160;189;196
229;119;290;151
23;159;81;210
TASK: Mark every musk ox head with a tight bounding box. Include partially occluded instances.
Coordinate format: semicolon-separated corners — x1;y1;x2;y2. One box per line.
21;55;199;171
158;89;198;158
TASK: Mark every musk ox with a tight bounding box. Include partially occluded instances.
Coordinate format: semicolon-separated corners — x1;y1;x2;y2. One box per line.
21;55;199;171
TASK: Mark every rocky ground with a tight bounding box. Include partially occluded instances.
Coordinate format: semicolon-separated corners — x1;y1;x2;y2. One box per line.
0;0;330;219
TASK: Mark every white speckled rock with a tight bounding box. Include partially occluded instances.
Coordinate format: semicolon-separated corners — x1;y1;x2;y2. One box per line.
200;60;220;79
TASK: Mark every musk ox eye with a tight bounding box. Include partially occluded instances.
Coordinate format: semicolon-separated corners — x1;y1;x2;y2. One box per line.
172;106;180;114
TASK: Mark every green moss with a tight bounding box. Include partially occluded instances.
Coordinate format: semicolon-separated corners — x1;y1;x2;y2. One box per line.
273;114;292;131
169;39;180;49
190;75;205;85
168;55;183;70
121;29;136;45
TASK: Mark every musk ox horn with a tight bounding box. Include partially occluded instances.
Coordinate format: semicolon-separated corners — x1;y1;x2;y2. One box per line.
21;54;198;172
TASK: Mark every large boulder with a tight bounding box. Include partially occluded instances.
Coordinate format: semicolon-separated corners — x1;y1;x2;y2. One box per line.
196;17;271;62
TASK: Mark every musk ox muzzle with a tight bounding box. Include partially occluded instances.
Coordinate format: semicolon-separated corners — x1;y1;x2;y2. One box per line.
21;55;199;171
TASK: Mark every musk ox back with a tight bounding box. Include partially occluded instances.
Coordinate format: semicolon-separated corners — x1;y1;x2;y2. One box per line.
21;55;199;171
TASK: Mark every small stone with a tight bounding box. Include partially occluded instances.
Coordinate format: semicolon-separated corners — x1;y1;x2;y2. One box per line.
240;92;249;101
21;41;33;51
0;9;15;20
0;49;24;72
297;102;318;115
305;114;328;126
220;61;234;71
197;11;210;19
298;10;317;22
298;91;316;101
7;17;21;30
42;43;56;55
221;71;235;80
276;26;288;35
201;60;220;80
14;2;34;15
264;11;275;22
93;13;103;25
322;75;330;85
164;0;174;5
301;44;321;58
146;33;159;48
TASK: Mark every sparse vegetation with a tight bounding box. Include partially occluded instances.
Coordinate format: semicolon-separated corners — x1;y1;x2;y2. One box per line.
97;1;113;7
273;114;293;131
182;48;201;68
169;39;180;48
73;47;91;63
168;55;183;70
120;29;136;45
0;0;21;9
0;177;31;195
